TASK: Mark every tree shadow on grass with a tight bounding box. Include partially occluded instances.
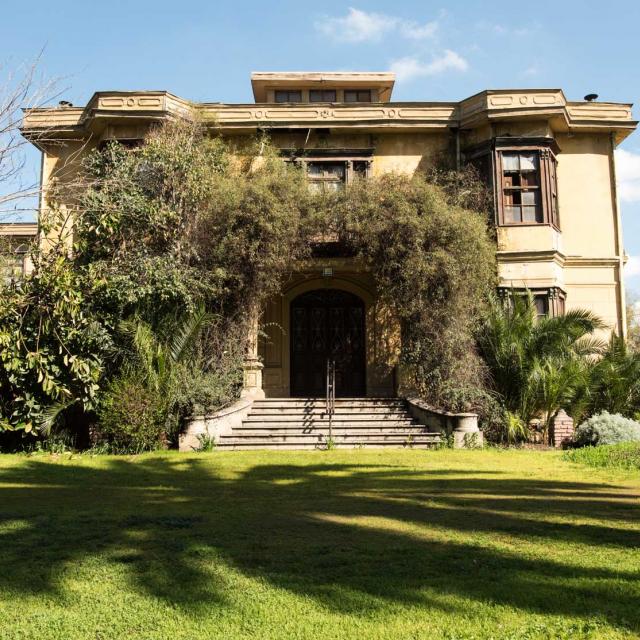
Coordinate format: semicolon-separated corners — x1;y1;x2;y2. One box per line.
0;456;638;630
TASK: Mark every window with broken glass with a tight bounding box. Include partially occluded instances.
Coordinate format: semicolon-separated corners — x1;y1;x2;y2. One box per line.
497;148;559;227
305;160;369;193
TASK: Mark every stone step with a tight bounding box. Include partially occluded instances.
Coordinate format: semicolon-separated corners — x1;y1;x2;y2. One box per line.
238;419;427;428
218;434;440;446
222;431;439;440
249;407;408;415
229;426;435;436
252;399;405;408
216;442;439;450
243;414;415;423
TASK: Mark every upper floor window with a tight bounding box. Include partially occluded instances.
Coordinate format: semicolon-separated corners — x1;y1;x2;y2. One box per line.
305;159;370;193
275;90;302;103
501;152;542;223
309;90;336;102
496;146;559;228
307;162;346;193
344;90;371;103
1;244;28;286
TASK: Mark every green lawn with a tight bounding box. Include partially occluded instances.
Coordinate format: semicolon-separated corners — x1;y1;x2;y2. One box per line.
0;449;638;640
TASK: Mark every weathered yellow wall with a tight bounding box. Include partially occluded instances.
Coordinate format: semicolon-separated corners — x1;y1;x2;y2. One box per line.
556;133;618;256
370;132;449;175
39;141;97;252
33;126;626;337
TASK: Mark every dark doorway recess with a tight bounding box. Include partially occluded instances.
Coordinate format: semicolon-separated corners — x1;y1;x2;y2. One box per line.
290;289;366;397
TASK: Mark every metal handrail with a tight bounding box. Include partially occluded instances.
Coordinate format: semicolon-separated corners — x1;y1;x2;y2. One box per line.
326;358;335;441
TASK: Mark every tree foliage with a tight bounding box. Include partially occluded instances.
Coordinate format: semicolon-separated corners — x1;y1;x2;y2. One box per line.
2;119;499;446
330;172;497;409
0;239;107;433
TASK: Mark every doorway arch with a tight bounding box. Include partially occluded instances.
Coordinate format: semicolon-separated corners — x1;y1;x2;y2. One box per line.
290;289;366;397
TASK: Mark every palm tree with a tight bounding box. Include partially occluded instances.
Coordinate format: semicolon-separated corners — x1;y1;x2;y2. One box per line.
38;307;211;439
117;306;211;430
478;293;604;442
572;333;640;422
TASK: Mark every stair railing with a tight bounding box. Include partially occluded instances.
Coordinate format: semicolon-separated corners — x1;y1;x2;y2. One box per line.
326;358;336;441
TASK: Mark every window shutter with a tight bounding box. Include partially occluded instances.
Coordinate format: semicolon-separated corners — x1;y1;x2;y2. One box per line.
539;148;560;229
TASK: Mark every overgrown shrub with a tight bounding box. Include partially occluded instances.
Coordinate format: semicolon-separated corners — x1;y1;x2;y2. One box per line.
97;376;166;453
564;441;640;470
330;172;496;405
0;235;108;435
574;411;640;447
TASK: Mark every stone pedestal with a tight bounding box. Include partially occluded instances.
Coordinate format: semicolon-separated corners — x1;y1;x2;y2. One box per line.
550;409;574;448
241;355;265;399
241;305;265;399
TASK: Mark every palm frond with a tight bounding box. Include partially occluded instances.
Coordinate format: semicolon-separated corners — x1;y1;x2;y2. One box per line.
38;398;79;436
169;305;210;364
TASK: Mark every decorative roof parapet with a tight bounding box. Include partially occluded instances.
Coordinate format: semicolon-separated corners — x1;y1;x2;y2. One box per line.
22;89;637;145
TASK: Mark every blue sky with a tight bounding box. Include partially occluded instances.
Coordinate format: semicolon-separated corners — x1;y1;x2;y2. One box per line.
2;0;639;292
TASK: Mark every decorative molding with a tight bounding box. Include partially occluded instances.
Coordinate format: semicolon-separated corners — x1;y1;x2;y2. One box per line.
21;89;637;143
0;222;38;237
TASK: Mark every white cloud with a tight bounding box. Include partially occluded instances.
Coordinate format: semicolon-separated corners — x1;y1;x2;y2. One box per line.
400;20;438;40
523;64;539;77
615;149;640;203
316;8;438;43
390;50;468;82
626;255;640;278
476;21;532;37
316;8;391;43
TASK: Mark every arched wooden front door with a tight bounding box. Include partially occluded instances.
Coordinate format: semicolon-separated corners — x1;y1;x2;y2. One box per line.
290;289;366;397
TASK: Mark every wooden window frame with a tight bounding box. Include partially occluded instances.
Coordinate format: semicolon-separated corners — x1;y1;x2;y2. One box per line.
495;145;560;229
344;89;372;103
464;137;560;230
498;286;566;318
309;89;337;103
303;158;371;192
274;90;303;103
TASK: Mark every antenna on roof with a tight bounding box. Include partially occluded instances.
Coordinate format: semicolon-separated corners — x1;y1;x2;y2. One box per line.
584;93;598;102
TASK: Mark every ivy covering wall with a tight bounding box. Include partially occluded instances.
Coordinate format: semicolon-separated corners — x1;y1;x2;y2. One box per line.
0;120;498;449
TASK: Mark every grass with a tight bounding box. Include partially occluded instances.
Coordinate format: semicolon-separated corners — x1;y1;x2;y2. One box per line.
564;442;640;470
0;449;639;640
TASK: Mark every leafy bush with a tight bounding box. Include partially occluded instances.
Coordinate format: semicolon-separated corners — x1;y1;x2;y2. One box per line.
574;411;640;447
564;442;640;470
330;172;496;405
0;236;108;435
96;309;242;450
97;376;166;453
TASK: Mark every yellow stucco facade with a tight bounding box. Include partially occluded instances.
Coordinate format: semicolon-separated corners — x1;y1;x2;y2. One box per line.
19;72;637;398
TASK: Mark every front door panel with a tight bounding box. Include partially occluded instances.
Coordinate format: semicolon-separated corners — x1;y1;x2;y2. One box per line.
290;290;366;397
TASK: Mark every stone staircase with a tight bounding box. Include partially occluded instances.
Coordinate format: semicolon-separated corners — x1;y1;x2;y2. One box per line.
217;398;442;450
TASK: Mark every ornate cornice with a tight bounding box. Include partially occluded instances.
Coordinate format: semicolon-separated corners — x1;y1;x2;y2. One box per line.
21;88;637;146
